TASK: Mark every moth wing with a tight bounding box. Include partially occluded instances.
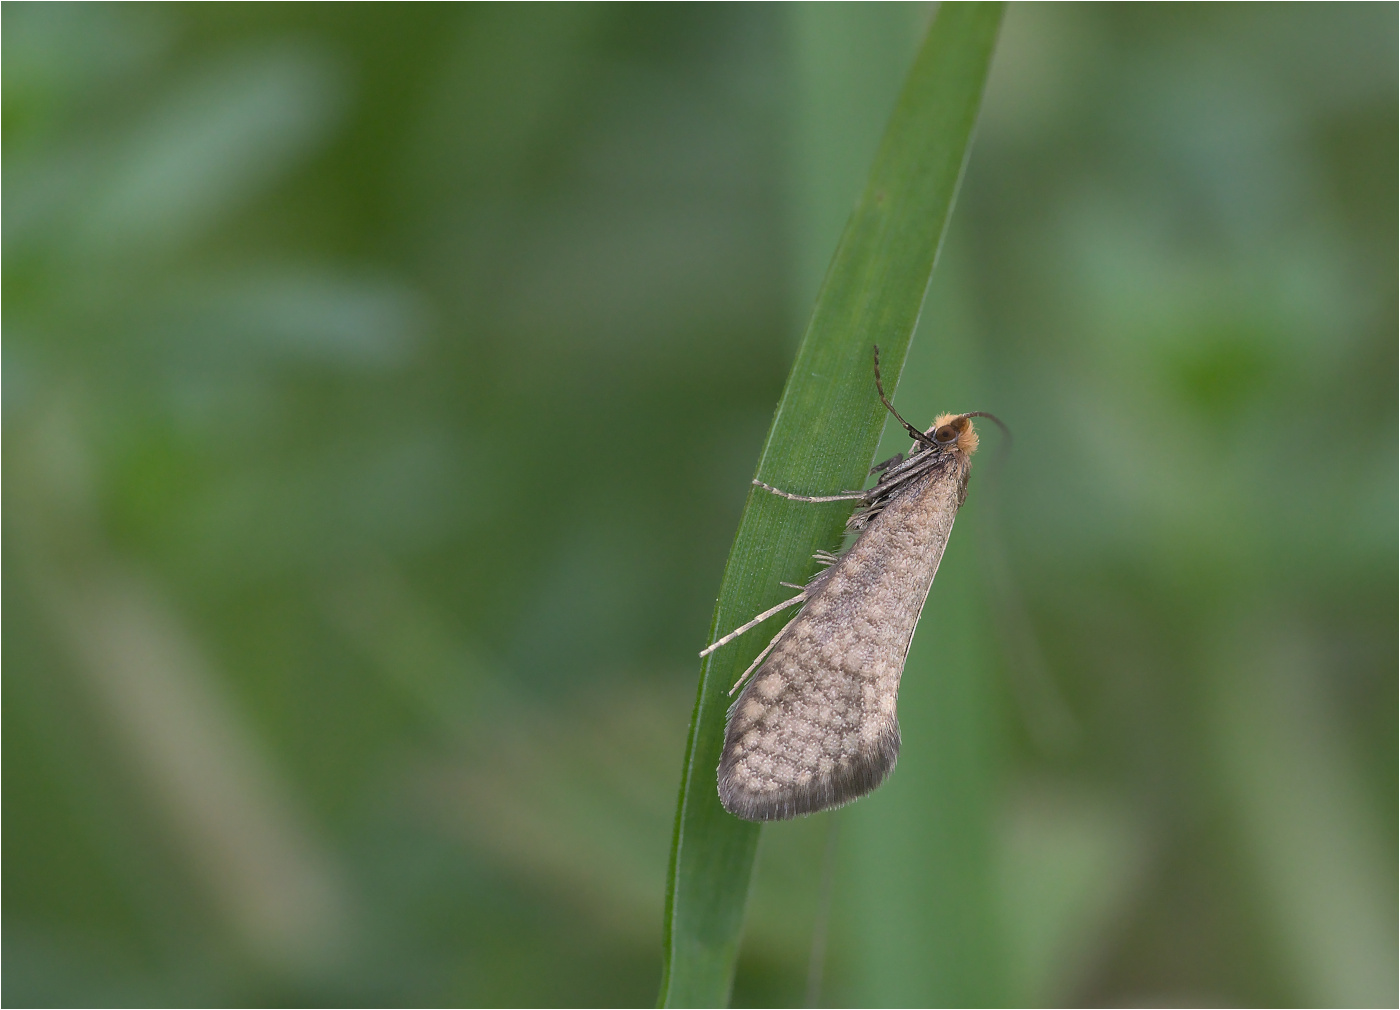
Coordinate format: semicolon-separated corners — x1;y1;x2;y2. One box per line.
717;615;899;821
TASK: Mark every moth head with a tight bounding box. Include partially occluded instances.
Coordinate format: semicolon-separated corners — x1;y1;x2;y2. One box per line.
929;413;979;455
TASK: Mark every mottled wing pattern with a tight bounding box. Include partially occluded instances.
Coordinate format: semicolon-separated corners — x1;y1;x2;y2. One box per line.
717;609;901;821
717;457;967;821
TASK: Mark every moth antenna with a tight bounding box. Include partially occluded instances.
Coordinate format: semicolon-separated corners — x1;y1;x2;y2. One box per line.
961;411;1013;474
872;345;936;447
960;411;1012;447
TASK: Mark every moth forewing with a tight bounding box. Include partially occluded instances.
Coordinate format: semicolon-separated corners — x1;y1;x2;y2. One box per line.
714;417;977;822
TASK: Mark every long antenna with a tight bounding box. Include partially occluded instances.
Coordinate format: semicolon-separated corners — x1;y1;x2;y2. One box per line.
961;410;1013;474
872;345;936;446
961;410;1012;448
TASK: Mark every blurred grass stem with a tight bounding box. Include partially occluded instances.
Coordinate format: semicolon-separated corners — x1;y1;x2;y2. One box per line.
803;813;840;1008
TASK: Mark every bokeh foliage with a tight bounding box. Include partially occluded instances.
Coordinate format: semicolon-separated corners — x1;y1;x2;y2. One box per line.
4;4;1395;1007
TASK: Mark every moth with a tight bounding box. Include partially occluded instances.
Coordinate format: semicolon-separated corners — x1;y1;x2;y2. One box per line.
700;346;1004;821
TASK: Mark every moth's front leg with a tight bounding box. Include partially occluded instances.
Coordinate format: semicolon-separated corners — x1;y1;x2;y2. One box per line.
752;479;868;504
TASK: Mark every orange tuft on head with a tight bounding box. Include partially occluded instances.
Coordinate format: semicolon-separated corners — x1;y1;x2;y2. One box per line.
930;413;979;455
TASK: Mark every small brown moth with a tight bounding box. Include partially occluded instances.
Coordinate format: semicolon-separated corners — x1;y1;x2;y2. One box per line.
700;346;1004;821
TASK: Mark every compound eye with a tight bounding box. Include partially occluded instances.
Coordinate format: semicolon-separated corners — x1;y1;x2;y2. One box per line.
934;425;957;443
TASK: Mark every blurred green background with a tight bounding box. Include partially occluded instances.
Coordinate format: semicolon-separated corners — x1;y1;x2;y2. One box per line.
4;3;1394;1006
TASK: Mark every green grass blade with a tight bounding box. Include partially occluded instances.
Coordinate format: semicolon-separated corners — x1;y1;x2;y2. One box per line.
657;5;1004;1006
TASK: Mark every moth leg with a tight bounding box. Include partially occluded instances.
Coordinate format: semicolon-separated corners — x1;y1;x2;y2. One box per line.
752;479;868;503
699;592;806;658
729;613;800;696
870;452;904;475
